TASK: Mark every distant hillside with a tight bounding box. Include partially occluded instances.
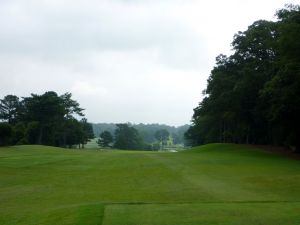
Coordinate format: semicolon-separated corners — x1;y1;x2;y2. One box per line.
92;123;189;144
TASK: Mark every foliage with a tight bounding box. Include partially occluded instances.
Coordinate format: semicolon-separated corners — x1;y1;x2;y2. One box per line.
97;131;114;147
154;129;170;149
0;122;12;146
113;123;144;150
93;123;189;145
185;5;300;151
0;91;93;148
154;129;170;143
0;95;21;124
80;118;94;147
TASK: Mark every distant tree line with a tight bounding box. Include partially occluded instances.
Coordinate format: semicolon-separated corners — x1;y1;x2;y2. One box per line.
185;5;300;151
96;123;188;150
93;123;189;146
0;91;94;147
96;124;165;150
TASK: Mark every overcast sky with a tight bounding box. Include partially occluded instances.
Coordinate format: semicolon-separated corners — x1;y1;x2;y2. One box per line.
1;0;299;126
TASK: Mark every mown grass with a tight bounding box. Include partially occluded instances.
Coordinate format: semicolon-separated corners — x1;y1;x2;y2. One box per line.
0;144;300;224
103;202;300;225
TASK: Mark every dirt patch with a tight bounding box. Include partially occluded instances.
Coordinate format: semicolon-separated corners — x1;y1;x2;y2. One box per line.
247;144;300;160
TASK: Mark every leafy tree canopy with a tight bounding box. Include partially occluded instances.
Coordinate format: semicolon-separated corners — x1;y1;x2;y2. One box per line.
97;131;114;148
113;123;143;150
0;91;93;148
185;4;300;151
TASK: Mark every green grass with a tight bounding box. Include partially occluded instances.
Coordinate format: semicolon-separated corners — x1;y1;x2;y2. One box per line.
0;143;300;224
85;138;100;149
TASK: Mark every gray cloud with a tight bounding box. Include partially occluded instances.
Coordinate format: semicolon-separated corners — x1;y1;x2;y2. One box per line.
0;0;205;70
0;0;294;125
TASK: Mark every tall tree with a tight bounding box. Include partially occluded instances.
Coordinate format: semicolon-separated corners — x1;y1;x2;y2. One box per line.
22;91;65;145
185;5;300;150
154;129;169;149
114;123;143;150
0;95;21;124
0;91;93;147
97;131;113;148
261;4;300;151
60;92;84;119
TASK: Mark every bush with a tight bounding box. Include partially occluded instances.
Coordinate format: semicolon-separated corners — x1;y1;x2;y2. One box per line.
0;122;13;146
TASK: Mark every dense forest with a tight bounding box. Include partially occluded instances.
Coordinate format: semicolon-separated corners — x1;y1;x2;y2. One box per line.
0;91;94;147
185;5;300;151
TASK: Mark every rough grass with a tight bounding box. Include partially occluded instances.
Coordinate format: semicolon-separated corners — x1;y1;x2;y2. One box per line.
0;144;300;224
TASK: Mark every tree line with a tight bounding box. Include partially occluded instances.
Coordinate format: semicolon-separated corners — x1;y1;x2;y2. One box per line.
185;5;300;151
93;123;189;145
97;124;179;150
0;91;94;147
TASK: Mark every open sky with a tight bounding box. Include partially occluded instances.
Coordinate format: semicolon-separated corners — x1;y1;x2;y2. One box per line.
1;0;299;126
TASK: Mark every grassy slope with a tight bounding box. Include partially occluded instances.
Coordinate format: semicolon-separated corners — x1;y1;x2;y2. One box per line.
0;144;300;225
